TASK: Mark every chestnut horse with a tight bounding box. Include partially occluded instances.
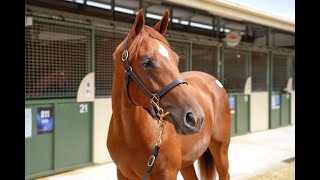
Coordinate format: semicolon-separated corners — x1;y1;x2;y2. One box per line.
107;9;231;180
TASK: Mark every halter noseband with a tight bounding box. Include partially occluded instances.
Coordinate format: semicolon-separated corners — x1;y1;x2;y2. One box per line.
122;41;187;120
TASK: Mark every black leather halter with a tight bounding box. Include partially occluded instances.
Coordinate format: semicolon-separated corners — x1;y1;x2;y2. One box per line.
122;41;187;120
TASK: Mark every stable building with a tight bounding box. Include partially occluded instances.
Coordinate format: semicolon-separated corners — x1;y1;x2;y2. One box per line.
25;0;295;179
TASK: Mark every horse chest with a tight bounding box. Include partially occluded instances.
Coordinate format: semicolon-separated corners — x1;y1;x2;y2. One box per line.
108;125;155;172
109;139;161;177
108;122;182;177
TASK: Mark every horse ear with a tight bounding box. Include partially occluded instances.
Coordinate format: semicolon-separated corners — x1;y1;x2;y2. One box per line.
128;9;145;40
153;10;169;35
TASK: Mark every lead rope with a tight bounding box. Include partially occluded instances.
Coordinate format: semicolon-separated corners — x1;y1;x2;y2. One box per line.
142;96;170;180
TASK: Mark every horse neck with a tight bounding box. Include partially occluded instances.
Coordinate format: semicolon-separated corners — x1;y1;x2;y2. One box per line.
112;61;141;117
111;61;157;142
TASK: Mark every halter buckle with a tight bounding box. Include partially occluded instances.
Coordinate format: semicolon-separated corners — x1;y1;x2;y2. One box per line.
150;94;160;110
125;66;132;74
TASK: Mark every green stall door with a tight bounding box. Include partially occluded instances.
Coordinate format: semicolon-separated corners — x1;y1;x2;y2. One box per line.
231;114;236;135
270;53;292;128
25;105;54;176
55;102;92;169
281;93;291;126
25;101;93;179
229;93;250;135
236;94;250;134
270;93;281;128
270;92;291;128
229;95;236;135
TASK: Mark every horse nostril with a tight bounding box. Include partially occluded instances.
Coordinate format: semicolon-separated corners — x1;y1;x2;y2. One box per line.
185;112;196;128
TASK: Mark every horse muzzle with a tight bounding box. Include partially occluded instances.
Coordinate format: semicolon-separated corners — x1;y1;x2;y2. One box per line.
169;111;204;135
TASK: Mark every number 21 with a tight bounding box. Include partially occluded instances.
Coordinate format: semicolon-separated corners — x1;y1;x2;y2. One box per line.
80;104;88;113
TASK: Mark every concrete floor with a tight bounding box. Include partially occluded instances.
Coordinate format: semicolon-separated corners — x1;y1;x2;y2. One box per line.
36;125;295;180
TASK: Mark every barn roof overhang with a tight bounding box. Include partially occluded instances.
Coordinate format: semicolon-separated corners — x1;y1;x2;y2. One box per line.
25;0;295;49
165;0;295;33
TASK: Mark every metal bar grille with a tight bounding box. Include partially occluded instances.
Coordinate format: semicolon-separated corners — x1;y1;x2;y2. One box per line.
95;30;126;97
272;54;291;91
25;20;92;99
192;44;218;77
252;51;268;91
223;49;249;91
169;41;190;72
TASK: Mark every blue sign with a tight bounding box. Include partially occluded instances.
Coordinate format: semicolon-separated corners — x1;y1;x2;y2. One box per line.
272;94;280;109
275;95;280;106
37;107;54;134
229;96;235;110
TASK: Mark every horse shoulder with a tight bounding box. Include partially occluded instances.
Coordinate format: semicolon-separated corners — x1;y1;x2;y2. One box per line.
181;71;226;98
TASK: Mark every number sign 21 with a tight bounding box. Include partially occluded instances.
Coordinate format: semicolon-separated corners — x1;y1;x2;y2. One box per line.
80;104;88;113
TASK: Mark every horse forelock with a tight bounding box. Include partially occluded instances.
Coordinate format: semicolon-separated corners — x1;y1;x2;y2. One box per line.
127;26;171;60
144;26;170;47
114;25;175;64
144;26;179;64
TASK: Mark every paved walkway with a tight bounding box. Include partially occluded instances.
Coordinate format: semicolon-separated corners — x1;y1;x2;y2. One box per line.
36;125;295;180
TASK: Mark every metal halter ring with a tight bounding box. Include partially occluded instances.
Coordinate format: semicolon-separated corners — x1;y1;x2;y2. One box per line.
148;155;156;167
122;50;129;61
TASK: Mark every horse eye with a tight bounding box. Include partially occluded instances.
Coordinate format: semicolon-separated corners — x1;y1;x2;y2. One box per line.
141;58;153;68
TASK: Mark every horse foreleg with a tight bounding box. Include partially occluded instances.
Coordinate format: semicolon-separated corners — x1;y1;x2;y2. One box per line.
209;141;230;180
180;164;198;180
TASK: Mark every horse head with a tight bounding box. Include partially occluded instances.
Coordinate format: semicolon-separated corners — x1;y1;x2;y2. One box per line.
113;9;204;135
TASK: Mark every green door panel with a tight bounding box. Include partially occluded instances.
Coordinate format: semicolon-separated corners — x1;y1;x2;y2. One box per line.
281;93;290;125
270;93;281;129
25;105;54;175
55;102;92;168
229;93;250;135
270;92;290;128
231;113;236;135
229;95;236;135
236;94;250;134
